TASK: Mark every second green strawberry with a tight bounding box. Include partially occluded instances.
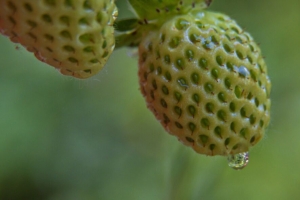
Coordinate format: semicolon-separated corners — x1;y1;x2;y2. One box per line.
0;0;118;78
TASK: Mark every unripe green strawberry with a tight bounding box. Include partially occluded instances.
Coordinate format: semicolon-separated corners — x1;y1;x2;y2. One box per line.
0;0;118;79
138;11;271;156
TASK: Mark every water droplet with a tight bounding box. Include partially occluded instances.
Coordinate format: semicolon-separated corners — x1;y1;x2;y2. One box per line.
227;152;249;170
238;66;250;78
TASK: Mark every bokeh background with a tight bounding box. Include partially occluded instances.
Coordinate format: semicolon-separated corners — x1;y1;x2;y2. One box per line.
0;0;299;199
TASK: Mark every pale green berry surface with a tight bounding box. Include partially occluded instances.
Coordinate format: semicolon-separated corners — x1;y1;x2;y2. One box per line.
138;11;271;156
0;0;118;79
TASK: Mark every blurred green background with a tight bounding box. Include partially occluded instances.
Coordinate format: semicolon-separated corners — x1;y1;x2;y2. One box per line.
0;0;299;199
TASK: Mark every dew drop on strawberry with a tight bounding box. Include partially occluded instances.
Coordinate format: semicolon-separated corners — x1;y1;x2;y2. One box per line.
227;152;249;170
238;66;250;78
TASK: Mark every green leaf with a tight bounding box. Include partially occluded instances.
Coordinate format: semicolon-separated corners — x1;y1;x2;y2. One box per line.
128;0;212;20
114;18;139;32
114;18;142;48
114;18;158;49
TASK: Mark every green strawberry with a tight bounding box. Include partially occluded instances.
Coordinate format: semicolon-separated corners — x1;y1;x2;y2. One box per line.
115;0;211;48
127;0;211;21
0;0;118;79
137;10;271;156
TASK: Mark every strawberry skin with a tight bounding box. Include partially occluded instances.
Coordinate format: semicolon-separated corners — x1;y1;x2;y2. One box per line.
0;0;118;79
138;11;271;156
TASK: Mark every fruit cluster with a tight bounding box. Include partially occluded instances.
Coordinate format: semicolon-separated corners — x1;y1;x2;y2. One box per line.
0;0;271;157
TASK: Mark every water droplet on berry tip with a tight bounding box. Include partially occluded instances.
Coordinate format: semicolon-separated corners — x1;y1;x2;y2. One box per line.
227;152;249;170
